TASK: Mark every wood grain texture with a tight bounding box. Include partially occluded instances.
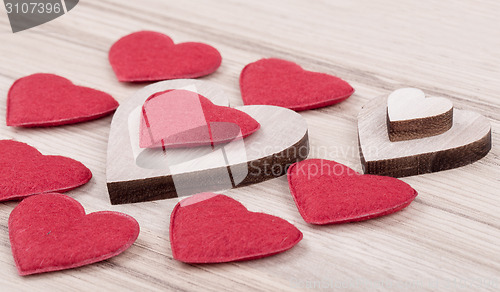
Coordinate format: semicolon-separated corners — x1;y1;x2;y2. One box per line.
0;0;499;291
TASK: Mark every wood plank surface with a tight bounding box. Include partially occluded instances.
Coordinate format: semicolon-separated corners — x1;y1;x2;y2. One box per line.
0;0;499;291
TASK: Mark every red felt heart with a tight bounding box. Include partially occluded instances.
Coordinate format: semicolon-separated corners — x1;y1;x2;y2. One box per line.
240;58;354;111
170;193;302;263
140;89;260;148
109;31;222;82
287;159;417;225
9;193;140;275
0;140;92;202
7;73;119;127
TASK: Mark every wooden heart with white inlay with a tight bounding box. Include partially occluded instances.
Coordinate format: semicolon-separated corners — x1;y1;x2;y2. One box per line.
358;93;491;177
106;79;309;204
387;88;454;141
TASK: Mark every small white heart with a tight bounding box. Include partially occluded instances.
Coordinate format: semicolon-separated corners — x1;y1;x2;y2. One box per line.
387;88;454;141
387;88;453;121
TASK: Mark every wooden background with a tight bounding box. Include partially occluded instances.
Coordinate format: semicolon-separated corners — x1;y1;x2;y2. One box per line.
0;0;499;291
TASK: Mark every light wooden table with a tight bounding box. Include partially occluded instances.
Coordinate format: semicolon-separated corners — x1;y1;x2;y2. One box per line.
0;0;499;291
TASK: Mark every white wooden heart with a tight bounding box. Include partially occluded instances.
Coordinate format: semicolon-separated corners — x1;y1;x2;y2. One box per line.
107;79;309;204
387;88;454;141
359;93;491;177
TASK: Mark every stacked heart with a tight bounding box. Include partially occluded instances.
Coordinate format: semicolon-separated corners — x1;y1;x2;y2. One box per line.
107;79;309;204
358;88;491;177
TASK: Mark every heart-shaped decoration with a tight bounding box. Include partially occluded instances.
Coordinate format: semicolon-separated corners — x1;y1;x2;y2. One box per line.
358;93;491;177
0;140;92;202
287;159;417;224
170;193;302;263
109;31;222;82
9;193;140;275
7;73;119;127
387;88;454;141
139;89;260;148
239;58;354;111
107;79;309;204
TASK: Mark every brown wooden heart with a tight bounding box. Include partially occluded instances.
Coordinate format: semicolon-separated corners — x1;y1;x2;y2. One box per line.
387;88;454;141
106;79;309;204
358;93;491;177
